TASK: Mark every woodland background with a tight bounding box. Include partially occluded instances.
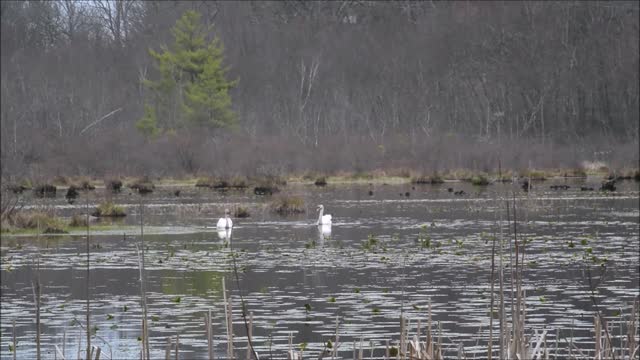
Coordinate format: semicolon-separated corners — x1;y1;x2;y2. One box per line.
1;1;638;179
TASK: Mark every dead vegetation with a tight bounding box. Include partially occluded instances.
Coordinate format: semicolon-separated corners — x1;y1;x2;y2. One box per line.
128;177;155;194
269;195;305;215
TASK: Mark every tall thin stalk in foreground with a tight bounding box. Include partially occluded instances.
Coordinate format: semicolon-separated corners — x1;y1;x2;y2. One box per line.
33;218;41;360
137;194;150;360
85;190;91;360
228;233;258;359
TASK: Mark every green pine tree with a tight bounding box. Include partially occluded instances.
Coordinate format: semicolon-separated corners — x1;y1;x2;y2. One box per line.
138;10;236;135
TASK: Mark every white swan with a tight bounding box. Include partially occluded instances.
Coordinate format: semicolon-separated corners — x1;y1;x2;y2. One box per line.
216;209;233;229
217;228;232;241
316;205;332;225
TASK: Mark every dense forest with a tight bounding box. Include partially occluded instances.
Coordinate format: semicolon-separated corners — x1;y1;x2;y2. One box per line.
1;1;638;179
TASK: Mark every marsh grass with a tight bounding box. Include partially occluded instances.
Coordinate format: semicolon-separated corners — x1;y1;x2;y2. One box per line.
92;202;126;217
127;177;155;194
234;206;250;218
314;177;328;186
104;178;122;192
521;169;548;181
269;196;305;215
411;174;444;185
470;173;491;186
4;211;67;234
33;184;57;198
68;214;88;227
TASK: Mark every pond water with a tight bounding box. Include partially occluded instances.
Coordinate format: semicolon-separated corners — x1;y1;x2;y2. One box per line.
1;178;639;359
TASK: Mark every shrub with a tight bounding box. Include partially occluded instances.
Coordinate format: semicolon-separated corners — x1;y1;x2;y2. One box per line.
564;168;587;178
6;183;30;194
314;177;328;186
212;179;230;190
128;177;155;194
12;211;66;233
471;174;490;186
105;178;123;192
52;175;69;185
270;196;305;215
230;176;249;189
65;186;80;202
92;202;126;217
412;174;444;184
68;214;88;227
74;176;95;190
253;176;283;195
234;206;250;218
195;177;213;187
522;170;547;181
33;184;57;198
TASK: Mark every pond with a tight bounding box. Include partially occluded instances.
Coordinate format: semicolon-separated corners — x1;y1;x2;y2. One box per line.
1;178;639;359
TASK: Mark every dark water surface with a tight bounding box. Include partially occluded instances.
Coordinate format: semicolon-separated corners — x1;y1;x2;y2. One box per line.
1;178;639;359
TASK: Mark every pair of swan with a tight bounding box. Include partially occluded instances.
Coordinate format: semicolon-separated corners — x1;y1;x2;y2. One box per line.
216;204;331;231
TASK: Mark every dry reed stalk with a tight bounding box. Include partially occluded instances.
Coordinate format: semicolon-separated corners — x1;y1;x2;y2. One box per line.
427;300;433;358
332;315;339;359
385;340;389;359
554;328;559;359
55;344;66;359
174;334;180;360
488;229;497;360
222;278;231;359
208;309;214;360
32;218;42;360
245;312;254;360
85;193;91;360
628;297;639;358
165;336;172;360
498;205;506;359
530;329;547;359
358;336;363;360
370;340;374;359
13;319;17;360
77;327;82;360
399;315;405;358
94;346;101;360
352;340;356;360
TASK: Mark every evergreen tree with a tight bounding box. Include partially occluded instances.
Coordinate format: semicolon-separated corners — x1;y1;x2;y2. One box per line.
139;10;236;135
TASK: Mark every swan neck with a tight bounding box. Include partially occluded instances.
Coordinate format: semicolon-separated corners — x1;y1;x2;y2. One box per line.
317;208;323;224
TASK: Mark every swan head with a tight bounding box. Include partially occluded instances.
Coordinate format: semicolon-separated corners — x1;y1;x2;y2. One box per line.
317;204;324;211
224;208;230;217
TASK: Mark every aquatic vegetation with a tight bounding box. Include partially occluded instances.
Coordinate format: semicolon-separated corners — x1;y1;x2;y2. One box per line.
269;195;305;215
33;183;57;198
105;178;123;192
362;234;380;252
314;177;327;186
233;206;250;218
470;174;490;186
127;177;155;194
412;174;444;185
417;226;431;249
92;202;126;217
4;211;67;233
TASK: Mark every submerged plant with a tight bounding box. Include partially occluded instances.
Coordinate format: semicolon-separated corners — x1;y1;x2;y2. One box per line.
362;234;380;252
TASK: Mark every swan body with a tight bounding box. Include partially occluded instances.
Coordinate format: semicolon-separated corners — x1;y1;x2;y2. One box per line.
217;209;233;229
316;205;332;225
217;228;232;240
